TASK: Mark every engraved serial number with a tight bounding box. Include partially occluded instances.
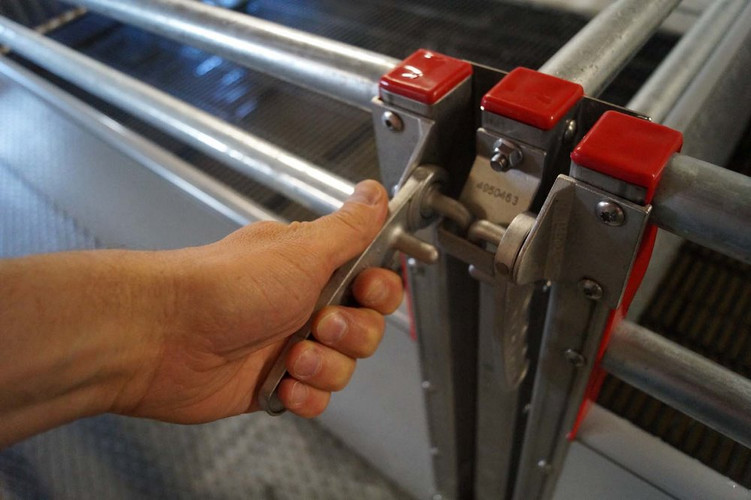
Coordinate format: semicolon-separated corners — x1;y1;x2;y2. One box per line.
476;182;519;206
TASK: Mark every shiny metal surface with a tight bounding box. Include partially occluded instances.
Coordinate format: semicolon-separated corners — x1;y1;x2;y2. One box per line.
0;56;279;227
603;321;751;449
0;16;353;215
73;0;399;111
653;154;751;264
539;0;680;96
259;166;445;414
628;0;745;123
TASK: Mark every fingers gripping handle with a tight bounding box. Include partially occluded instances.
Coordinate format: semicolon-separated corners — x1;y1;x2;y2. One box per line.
258;167;446;415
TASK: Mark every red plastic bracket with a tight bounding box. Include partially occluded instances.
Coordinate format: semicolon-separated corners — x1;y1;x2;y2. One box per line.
569;111;683;438
379;49;472;105
481;67;583;130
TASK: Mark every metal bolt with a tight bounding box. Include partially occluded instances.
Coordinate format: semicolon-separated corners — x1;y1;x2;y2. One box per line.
564;349;586;367
421;380;432;390
537;459;552;474
579;278;603;300
564;120;577;141
490;139;523;172
382;111;403;132
596;200;626;226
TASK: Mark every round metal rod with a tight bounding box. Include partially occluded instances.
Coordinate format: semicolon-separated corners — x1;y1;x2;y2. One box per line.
652;153;751;264
73;0;399;111
539;0;680;97
0;55;280;227
628;0;745;123
603;321;751;449
0;16;354;215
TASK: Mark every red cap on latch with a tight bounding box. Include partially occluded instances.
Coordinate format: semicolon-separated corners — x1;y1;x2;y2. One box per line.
571;111;683;203
481;67;583;130
379;49;472;105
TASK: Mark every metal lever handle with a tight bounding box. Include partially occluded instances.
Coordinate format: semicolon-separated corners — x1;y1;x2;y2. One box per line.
258;166;446;415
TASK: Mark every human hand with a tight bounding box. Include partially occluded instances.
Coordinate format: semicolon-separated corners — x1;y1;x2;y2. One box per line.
112;180;403;422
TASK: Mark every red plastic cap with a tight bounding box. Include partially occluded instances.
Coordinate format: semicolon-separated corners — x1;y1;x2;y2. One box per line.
380;49;472;105
481;67;583;130
571;111;683;202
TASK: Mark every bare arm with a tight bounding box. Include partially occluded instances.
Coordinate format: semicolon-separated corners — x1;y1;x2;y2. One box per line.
0;180;402;447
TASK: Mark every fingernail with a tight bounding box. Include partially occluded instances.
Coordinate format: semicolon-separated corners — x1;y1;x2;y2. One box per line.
348;180;382;206
293;348;322;379
289;381;308;409
317;312;348;344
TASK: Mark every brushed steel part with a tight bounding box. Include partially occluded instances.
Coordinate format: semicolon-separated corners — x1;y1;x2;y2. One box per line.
258;166;445;415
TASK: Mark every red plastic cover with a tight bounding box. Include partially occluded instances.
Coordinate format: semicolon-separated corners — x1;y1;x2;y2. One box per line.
481;67;583;130
379;49;472;105
571;111;683;202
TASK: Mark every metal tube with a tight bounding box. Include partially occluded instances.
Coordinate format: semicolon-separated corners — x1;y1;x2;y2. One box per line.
0;15;353;215
73;0;399;111
539;0;680;96
602;320;751;449
652;154;751;264
628;0;745;123
0;55;279;227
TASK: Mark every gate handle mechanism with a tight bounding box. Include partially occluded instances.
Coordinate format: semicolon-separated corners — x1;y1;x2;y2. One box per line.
258;166;447;415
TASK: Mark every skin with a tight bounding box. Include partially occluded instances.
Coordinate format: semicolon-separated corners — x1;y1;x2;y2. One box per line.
0;180;403;448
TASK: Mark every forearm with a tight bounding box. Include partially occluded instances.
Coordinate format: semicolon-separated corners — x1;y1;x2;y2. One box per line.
0;250;171;447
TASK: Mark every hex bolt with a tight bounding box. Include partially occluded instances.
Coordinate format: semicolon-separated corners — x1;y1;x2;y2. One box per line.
564;119;577;141
382;110;403;132
490;139;523;172
579;278;603;300
596;200;626;226
564;349;586;367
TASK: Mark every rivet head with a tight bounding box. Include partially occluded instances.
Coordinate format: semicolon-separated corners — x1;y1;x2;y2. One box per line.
382;111;403;132
596;200;625;226
564;349;586;367
579;278;603;300
537;460;552;474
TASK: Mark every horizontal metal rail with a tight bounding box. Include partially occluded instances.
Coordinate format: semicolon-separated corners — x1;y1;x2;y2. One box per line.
602;320;751;449
628;0;746;123
0;15;354;215
652;154;751;264
0;55;279;227
73;0;399;111
539;0;680;96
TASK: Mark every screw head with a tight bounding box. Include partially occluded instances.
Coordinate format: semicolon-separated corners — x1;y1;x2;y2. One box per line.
382;111;403;132
564;120;577;141
596;200;625;226
421;380;432;390
564;349;586;367
579;278;603;300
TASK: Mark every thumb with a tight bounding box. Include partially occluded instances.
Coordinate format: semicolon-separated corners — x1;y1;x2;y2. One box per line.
307;180;389;272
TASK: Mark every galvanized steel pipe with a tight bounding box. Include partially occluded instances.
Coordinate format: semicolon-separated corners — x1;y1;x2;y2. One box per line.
0;15;354;215
73;0;399;111
539;0;680;96
628;0;745;123
653;154;751;264
603;321;751;449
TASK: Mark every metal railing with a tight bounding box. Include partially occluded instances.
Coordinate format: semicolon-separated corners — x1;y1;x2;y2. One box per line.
73;0;399;111
603;321;751;449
